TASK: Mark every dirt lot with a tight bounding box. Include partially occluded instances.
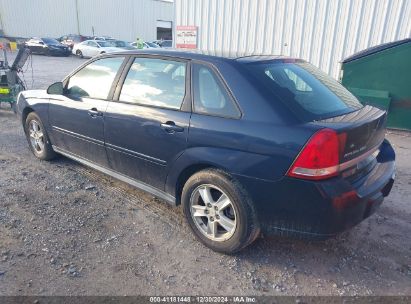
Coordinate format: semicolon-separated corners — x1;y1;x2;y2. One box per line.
0;54;410;296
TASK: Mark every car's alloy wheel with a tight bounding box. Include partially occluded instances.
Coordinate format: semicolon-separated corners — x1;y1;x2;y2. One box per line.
189;184;237;242
182;169;260;253
28;119;45;154
76;50;83;58
24;112;57;161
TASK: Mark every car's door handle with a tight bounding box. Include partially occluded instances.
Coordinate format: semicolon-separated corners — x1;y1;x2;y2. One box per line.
160;121;184;133
88;108;103;117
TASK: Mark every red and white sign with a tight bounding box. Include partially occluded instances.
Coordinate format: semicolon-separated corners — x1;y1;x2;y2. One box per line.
176;26;198;49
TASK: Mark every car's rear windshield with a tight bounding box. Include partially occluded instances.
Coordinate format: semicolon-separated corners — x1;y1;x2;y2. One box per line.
243;61;363;121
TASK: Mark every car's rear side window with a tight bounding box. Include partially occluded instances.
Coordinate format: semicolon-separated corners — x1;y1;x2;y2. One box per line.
245;61;363;120
193;64;240;118
119;57;186;110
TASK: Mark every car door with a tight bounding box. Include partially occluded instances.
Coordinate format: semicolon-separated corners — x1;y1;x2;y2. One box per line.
48;56;127;167
104;56;191;190
88;41;100;57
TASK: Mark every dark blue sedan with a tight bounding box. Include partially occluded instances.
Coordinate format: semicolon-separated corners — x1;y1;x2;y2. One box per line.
16;50;395;253
24;38;71;56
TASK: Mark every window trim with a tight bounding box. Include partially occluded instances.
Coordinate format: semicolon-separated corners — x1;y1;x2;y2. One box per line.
112;55;191;112
63;55;129;101
191;61;242;119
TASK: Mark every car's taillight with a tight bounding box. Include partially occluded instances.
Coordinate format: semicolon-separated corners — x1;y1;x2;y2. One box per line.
287;128;347;180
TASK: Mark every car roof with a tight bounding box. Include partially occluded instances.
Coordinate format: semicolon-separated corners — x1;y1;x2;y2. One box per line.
109;48;302;63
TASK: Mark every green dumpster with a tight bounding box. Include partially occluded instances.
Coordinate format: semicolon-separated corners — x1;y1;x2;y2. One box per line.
341;38;411;130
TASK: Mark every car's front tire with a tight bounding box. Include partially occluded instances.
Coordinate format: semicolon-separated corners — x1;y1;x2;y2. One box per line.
24;112;56;161
182;169;260;253
76;50;83;58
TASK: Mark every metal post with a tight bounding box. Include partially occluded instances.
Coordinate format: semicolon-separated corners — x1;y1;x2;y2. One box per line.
75;0;80;34
0;3;5;36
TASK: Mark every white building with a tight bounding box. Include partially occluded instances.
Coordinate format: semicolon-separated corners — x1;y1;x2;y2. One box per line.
175;0;411;79
0;0;174;42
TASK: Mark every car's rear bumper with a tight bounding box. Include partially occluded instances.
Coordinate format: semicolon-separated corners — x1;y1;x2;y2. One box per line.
235;139;395;239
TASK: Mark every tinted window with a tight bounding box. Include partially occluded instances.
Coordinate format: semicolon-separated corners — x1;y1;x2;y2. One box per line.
119;57;186;109
66;57;124;99
245;61;362;120
193;64;240;118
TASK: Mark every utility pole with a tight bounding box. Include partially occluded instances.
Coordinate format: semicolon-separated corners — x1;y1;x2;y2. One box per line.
0;2;5;36
75;0;80;34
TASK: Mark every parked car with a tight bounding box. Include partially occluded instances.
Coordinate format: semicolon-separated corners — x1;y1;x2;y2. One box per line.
58;34;92;50
24;38;70;56
16;50;395;253
72;40;123;58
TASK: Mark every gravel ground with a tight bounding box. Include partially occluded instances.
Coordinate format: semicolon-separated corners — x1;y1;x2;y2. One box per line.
0;54;410;296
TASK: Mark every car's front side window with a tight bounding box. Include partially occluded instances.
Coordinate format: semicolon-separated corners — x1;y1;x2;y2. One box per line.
119;57;186;110
66;57;124;99
193;64;240;118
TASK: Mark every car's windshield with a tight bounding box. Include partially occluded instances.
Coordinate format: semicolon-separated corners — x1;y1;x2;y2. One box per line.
96;41;113;47
42;38;60;45
244;61;363;121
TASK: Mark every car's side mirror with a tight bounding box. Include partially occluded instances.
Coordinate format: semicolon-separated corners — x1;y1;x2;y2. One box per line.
47;82;64;95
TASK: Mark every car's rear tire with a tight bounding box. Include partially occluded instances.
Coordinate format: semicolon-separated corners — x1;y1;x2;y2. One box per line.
182;169;260;254
76;50;83;58
24;112;57;161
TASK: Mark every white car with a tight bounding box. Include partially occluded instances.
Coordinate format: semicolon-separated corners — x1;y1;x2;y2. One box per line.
72;40;123;58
